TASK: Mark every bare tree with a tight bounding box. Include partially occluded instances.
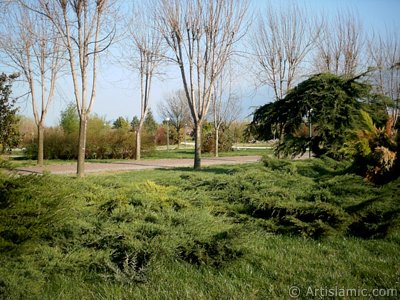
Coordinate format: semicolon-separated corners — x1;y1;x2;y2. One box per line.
0;3;62;166
314;11;364;76
155;0;248;169
368;30;400;127
157;90;191;147
124;3;164;160
21;0;115;176
211;69;241;157
251;3;319;101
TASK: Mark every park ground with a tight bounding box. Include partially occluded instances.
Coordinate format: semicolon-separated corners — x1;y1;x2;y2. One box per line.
0;152;399;299
5;146;270;175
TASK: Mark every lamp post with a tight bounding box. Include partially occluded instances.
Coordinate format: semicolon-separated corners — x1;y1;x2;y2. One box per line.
166;117;170;151
308;108;313;158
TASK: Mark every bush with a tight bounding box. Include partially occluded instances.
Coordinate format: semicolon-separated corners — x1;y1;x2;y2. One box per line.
344;111;399;184
346;178;400;238
24;126;155;160
202;124;234;154
25;127;78;160
0;160;399;298
86;128;135;159
176;231;242;268
173;158;400;240
262;156;297;174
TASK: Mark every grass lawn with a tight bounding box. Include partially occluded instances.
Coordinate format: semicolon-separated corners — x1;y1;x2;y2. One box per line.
2;147;271;168
0;157;399;299
148;147;270;159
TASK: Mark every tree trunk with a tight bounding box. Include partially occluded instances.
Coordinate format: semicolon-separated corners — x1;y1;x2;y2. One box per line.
77;114;88;177
177;127;181;149
37;123;44;166
277;124;285;159
214;127;219;158
194;122;202;170
135;126;142;160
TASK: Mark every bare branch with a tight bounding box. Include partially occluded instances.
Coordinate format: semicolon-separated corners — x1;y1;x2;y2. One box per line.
155;0;249;168
250;3;320;100
0;2;64;165
314;10;364;77
23;0;117;176
367;28;400;126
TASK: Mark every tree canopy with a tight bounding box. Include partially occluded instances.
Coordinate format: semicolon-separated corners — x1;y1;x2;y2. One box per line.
143;109;158;135
0;73;20;153
251;73;373;158
112;117;130;130
60;103;79;135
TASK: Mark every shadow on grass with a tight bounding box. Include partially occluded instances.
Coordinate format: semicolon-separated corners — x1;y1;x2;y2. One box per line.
296;160;351;179
10;156;32;161
155;166;239;175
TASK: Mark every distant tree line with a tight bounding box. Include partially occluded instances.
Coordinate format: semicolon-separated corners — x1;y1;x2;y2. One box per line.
0;1;398;176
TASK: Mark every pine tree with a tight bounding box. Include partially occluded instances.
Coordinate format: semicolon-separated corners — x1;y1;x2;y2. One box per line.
60;103;79;135
0;73;20;153
143;109;158;135
250;73;371;158
113;116;130;130
131;116;140;132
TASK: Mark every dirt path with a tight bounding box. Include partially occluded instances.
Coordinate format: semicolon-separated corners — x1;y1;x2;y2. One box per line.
14;156;262;175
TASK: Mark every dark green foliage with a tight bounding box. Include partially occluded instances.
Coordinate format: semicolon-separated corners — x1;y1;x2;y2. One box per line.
112;116;130;130
143;109;158;135
130;116;140;132
59;103;79;134
202;122;234;153
0;73;20;153
25;116;155;160
262;156;297;174
158;157;399;240
0;160;399;298
361;94;393;128
346;179;400;238
250;73;372;159
177;231;242;268
249;101;278;141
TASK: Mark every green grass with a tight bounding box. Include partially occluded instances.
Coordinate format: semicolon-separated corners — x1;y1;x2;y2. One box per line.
149;148;270;159
1;158;399;299
1;156;76;168
2;148;270;168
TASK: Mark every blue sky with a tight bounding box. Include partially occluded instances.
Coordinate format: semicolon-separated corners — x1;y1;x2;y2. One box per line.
12;0;400;126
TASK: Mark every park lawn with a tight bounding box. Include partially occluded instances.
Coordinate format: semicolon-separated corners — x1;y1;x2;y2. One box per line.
0;157;399;299
148;147;270;159
1;157;77;168
2;148;271;168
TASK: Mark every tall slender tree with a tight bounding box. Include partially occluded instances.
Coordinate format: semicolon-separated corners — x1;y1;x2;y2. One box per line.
211;69;241;157
314;10;364;77
124;3;164;160
157;90;191;148
251;3;319;101
367;29;400;128
156;0;248;169
0;3;62;166
22;0;116;176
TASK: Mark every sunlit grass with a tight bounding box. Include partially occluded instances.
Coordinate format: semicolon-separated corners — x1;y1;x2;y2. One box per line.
2;147;270;168
1;158;399;299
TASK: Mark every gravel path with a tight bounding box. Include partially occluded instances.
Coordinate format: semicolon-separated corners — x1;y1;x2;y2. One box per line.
14;156;262;175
